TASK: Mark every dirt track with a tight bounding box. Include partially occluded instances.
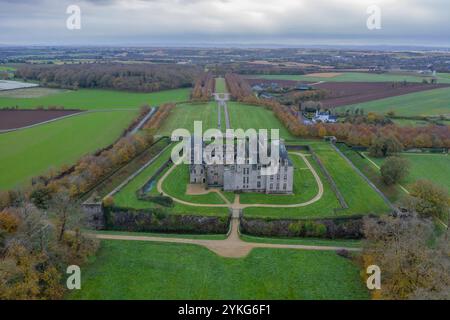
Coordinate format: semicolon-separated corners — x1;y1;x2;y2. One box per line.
91;219;360;258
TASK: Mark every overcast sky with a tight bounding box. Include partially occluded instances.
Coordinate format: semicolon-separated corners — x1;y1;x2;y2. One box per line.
1;0;449;47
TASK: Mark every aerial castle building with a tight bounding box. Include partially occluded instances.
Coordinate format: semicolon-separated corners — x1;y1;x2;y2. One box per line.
189;140;294;194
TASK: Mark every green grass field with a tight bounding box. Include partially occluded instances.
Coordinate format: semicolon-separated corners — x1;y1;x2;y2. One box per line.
68;240;368;300
0;66;16;71
215;77;228;93
336;87;450;117
113;145;229;216
0;110;138;190
248;72;450;83
367;153;450;192
0;87;191;110
244;141;390;218
227;102;293;139
157;102;219;136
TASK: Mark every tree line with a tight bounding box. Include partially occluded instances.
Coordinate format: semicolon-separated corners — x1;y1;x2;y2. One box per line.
15;63;202;92
224;73;450;150
191;72;215;101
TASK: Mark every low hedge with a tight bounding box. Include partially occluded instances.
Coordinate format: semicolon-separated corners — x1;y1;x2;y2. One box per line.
240;215;373;239
104;206;230;234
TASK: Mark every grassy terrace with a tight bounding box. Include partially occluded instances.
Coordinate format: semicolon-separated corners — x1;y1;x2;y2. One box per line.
157;102;219;136
243;148;340;219
248;72;450;83
243;140;390;219
0;87;191;110
337;144;404;203
0;110;139;190
113;145;229;216
215;77;228;93
227;102;293;139
69;240;368;300
336;87;450;117
366;152;450;192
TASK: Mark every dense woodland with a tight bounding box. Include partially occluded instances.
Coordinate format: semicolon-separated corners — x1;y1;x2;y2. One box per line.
15;63;201;92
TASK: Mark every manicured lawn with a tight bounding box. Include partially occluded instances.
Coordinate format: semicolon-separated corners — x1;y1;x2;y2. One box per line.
0;88;191;110
215;77;227;93
226;102;293;139
244;140;390;219
157;102;219;136
113;145;229;216
336;87;450;117
337;144;404;203
248;72;450;83
162;164;227;205
240;234;362;248
367;153;450;192
0;110;138;190
68;240;368;300
240;152;318;205
310;142;390;215
243;148;340;219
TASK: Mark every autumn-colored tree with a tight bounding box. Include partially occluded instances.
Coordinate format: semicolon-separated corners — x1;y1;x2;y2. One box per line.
403;179;449;220
362;215;450;300
368;135;403;158
380;156;410;185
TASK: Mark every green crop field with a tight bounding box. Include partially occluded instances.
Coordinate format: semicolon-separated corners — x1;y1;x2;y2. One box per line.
366;153;450;192
336;87;450;117
0;87;191;110
0;110;138;190
0;66;16;71
68;240;368;300
227;102;293;139
248;72;450;83
157;102;219;136
215;77;228;93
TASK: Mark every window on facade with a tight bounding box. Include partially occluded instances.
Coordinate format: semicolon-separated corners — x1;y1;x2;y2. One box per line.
270;184;273;189
276;183;280;190
243;177;246;184
257;182;261;188
283;183;287;190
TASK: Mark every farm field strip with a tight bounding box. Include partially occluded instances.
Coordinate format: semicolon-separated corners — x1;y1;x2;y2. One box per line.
0;87;191;110
0;110;139;190
247;72;450;83
335;87;450;117
0;109;83;131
